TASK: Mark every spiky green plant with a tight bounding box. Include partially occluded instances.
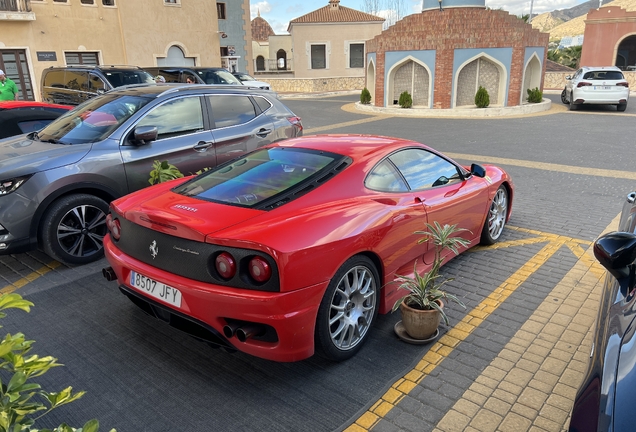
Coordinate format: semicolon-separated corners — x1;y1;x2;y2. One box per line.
391;222;469;325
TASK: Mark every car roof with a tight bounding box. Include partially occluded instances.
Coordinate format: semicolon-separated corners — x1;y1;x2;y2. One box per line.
579;66;623;72
106;82;274;98
0;101;72;110
45;65;144;71
272;134;429;160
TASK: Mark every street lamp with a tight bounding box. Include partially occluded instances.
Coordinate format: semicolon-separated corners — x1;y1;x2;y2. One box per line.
438;0;443;12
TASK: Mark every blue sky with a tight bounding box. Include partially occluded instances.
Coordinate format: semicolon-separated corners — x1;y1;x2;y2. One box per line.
250;0;591;34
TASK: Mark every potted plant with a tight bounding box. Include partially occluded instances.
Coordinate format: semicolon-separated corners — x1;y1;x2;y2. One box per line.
392;222;469;340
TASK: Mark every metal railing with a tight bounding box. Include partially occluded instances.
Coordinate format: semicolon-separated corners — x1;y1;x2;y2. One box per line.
0;0;31;12
254;58;294;73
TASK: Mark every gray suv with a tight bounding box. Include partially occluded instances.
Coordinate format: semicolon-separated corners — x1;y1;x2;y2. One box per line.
0;83;303;265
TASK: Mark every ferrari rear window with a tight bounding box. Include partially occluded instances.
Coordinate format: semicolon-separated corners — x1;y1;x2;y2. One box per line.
173;147;343;207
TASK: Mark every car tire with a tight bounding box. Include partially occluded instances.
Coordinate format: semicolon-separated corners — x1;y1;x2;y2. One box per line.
561;89;569;104
618;103;627;112
480;186;508;245
40;194;109;265
569;100;578;111
314;255;379;361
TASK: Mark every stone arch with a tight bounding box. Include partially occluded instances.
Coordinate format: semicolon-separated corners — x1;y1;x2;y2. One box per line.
521;53;542;104
157;44;195;67
277;49;287;70
366;58;376;104
386;56;432;108
615;34;636;69
454;53;506;107
256;55;265;71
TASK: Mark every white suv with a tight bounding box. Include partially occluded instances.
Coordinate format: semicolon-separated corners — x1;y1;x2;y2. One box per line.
561;66;630;111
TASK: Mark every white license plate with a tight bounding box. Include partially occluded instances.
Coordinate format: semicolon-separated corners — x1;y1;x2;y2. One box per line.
593;86;611;90
130;271;182;308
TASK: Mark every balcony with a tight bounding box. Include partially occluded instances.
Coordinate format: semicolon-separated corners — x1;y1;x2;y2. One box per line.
254;58;294;74
0;0;35;21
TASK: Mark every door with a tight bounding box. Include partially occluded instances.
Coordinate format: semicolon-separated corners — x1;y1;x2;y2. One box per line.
120;95;215;192
0;49;34;100
364;157;428;279
207;94;275;166
388;148;489;264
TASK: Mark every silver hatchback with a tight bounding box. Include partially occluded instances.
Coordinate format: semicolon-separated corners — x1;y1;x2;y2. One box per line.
0;83;302;265
561;66;630;111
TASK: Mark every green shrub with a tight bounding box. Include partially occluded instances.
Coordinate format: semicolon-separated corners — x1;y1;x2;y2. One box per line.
475;86;490;108
398;91;412;108
526;87;543;103
149;160;184;185
360;87;371;105
0;293;112;432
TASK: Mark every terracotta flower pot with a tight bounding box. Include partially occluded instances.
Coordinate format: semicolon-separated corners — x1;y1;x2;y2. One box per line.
399;300;443;340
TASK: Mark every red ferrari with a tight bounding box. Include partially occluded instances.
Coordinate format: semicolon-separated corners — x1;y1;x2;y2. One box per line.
102;135;513;362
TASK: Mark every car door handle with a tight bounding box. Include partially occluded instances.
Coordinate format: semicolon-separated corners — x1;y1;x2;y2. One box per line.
193;141;213;152
256;128;272;138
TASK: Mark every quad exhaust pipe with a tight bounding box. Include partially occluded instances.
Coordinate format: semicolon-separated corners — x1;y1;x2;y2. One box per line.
102;267;117;282
223;322;266;342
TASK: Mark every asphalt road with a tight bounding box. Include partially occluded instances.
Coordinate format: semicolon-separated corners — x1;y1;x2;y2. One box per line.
1;94;635;432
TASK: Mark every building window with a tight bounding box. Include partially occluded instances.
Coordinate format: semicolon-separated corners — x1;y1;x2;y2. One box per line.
80;0;95;4
65;52;99;65
103;0;115;5
256;56;265;71
311;45;326;69
217;3;226;19
164;0;178;4
53;0;68;2
349;43;364;68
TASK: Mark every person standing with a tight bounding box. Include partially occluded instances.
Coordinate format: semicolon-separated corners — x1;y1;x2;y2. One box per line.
0;70;19;101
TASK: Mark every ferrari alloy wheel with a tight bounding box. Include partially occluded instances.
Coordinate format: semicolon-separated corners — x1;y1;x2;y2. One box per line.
480;186;508;245
40;194;109;265
561;88;569;104
315;256;379;361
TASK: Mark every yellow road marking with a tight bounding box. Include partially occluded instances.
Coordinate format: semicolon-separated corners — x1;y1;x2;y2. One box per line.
0;261;61;294
305;115;394;134
345;227;598;431
445;152;636;180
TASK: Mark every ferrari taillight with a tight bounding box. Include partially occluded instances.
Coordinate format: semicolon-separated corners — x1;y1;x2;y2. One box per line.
249;256;271;283
106;214;121;240
216;252;236;279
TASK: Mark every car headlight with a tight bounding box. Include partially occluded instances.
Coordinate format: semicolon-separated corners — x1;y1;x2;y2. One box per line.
0;175;31;196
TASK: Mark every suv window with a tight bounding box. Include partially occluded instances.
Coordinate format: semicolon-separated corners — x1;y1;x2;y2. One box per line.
137;96;204;139
208;95;256;128
197;69;242;85
253;96;272;113
583;70;624;80
101;70;155;88
43;70;66;88
64;71;88;92
88;73;107;92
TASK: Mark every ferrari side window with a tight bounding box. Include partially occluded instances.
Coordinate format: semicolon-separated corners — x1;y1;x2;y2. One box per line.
365;160;408;192
389;149;460;191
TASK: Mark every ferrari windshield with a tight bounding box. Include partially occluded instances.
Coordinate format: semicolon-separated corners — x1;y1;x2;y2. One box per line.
36;94;152;144
174;147;341;207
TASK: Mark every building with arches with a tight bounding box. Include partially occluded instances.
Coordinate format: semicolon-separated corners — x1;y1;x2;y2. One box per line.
0;0;252;101
365;0;549;109
580;5;636;70
251;12;292;73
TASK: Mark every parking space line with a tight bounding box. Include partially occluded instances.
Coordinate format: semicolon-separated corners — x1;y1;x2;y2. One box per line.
445;153;636;180
0;261;61;294
344;224;599;431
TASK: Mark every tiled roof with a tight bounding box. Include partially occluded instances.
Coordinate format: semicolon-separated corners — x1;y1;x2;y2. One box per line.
289;1;385;26
546;59;575;72
252;16;276;42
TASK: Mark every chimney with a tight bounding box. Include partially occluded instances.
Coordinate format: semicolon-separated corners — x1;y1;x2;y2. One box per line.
329;0;340;11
